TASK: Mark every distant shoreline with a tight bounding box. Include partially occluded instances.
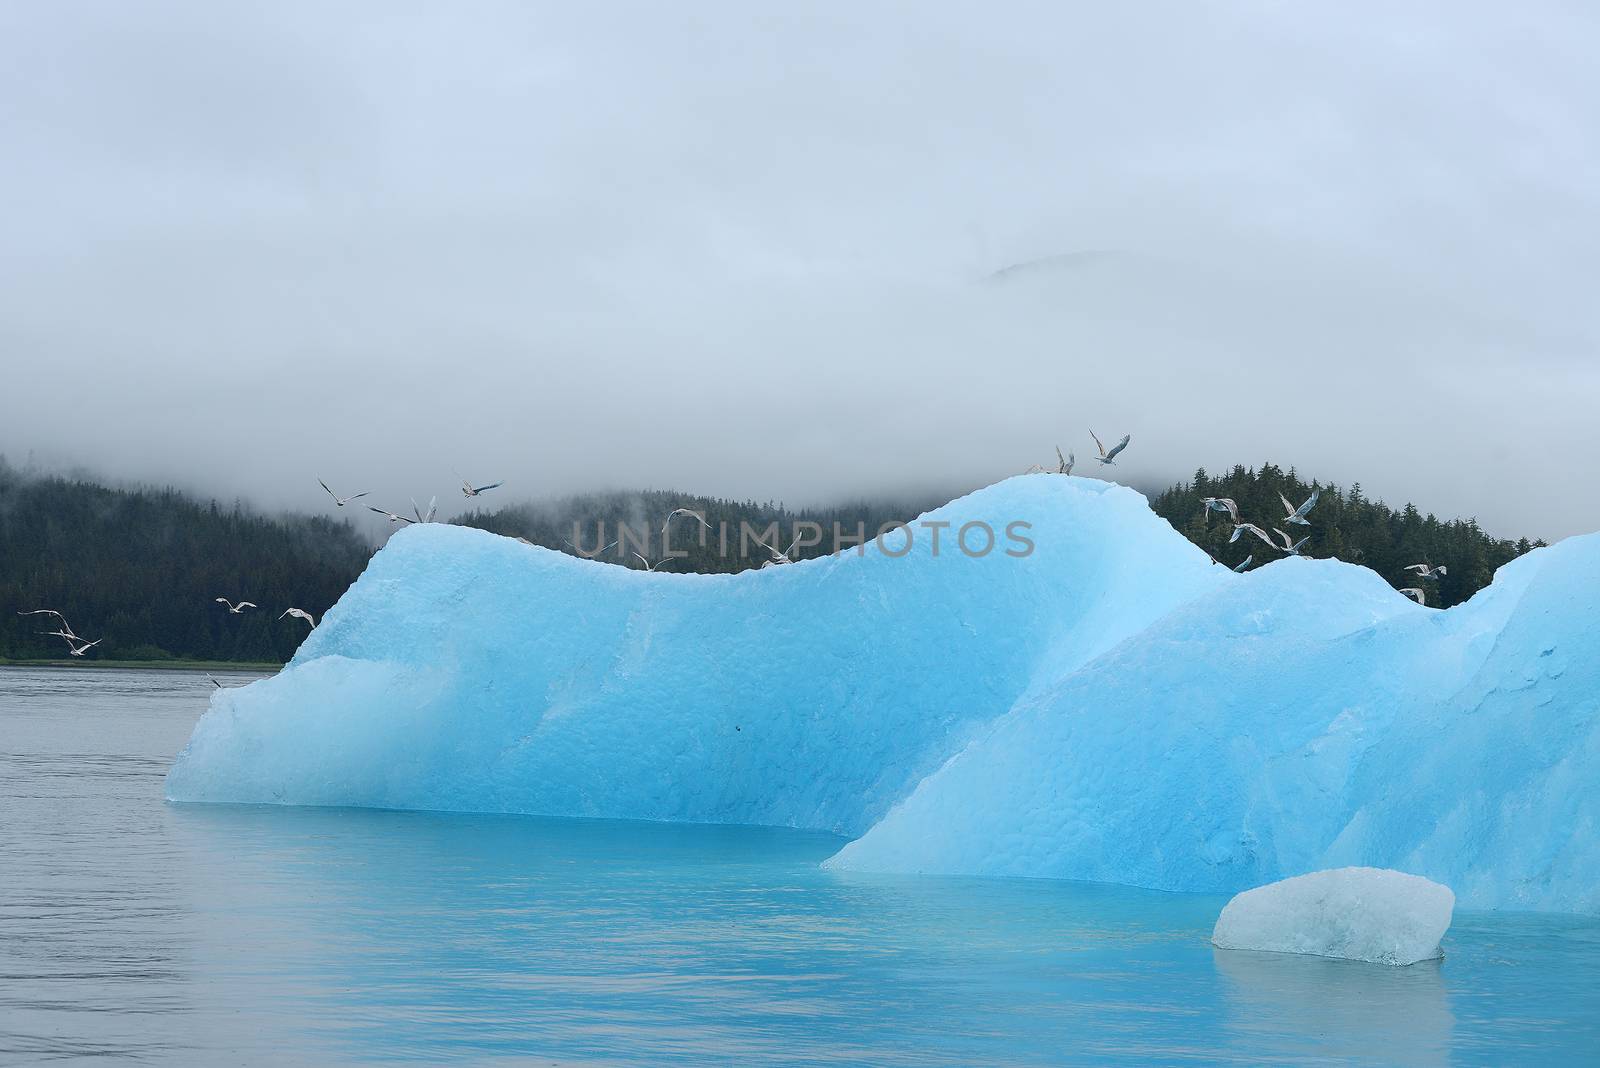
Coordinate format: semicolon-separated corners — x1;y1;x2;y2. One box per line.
0;658;281;673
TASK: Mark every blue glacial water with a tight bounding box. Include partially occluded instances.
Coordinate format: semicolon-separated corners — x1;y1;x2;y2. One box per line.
3;666;1598;1065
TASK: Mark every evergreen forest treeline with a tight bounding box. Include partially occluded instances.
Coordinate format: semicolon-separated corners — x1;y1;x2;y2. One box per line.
1151;464;1543;607
0;456;1545;662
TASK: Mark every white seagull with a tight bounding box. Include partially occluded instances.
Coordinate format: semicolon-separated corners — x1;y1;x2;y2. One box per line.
1201;497;1239;525
460;478;504;498
1057;447;1075;475
214;598;257;614
411;496;438;524
65;637;102;657
631;552;676;573
662;508;712;537
1278;489;1320;526
368;506;414;525
278;607;317;628
564;538;619;558
20;609;78;640
318;478;368;507
1230;522;1275;548
1272;527;1310;555
1398;587;1427;605
1404;563;1448;580
1090;429;1131;466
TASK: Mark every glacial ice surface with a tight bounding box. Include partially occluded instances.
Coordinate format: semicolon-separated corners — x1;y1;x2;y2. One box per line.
167;477;1223;836
1211;868;1455;966
167;475;1600;913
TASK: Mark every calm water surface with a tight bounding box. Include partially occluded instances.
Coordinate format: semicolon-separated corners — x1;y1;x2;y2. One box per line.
2;666;1597;1065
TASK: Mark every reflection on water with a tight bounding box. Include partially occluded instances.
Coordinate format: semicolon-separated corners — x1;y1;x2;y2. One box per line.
1214;948;1451;1065
3;666;1599;1065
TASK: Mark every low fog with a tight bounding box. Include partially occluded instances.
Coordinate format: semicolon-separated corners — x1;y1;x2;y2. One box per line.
2;2;1597;541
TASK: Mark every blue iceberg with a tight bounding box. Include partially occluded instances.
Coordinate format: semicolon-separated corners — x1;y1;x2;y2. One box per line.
167;476;1600;913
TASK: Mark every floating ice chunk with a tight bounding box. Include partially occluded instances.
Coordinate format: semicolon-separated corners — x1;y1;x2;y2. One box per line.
1211;868;1454;966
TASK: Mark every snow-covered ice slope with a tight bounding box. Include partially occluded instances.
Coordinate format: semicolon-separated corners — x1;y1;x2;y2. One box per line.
827;527;1600;913
1212;868;1454;966
167;475;1600;913
166;477;1223;834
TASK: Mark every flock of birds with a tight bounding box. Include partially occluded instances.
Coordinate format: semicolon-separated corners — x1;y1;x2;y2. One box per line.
16;447;1454;663
1029;431;1447;605
13;473;503;661
1194;488;1446;603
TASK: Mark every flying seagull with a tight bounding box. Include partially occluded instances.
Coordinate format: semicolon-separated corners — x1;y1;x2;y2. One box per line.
1272;527;1311;555
20;610;79;640
1399;587;1427;605
278;607;317;628
1404;563;1448;580
1201;497;1239;525
411;496;438;524
460;478;503;498
65;637;102;657
368;506;414;525
318;478;368;507
631;552;676;573
662;508;712;537
1278;489;1320;526
564;538;619;558
1230;522;1275;548
206;673;223;690
1056;447;1075;475
1090;429;1131;465
214;598;257;614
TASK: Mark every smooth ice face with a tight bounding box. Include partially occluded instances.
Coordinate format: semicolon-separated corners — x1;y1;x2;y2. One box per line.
1212;868;1455;966
826;529;1600;914
166;476;1225;836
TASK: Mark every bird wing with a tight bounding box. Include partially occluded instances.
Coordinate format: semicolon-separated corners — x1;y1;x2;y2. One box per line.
215;597;230;606
1105;434;1130;460
1089;428;1106;456
319;478;336;500
1296;489;1319;518
474;482;503;493
346;491;368;502
1403;563;1426;574
1278;492;1295;517
239;602;257;609
19;609;65;622
1435;565;1447;576
1272;527;1292;549
1233;555;1253;572
1291;537;1309;553
632;552;650;568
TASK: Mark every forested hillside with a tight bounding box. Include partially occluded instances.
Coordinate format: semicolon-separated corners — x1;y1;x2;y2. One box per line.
0;459;370;662
1152;464;1542;608
1;456;1545;662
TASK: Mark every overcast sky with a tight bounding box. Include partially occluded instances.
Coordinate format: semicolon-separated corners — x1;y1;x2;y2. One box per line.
3;2;1596;540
